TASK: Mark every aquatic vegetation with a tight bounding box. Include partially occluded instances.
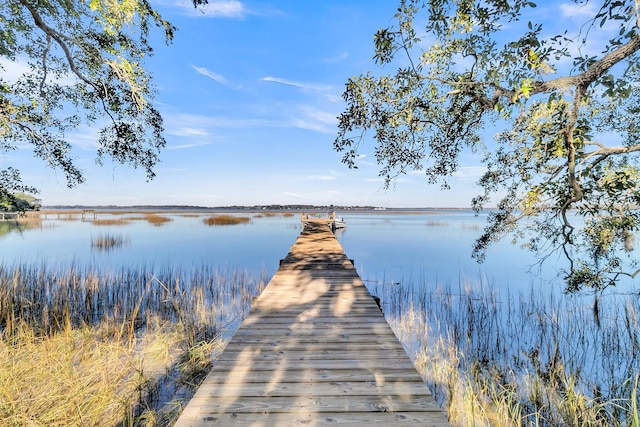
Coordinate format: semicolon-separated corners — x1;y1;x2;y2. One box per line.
0;319;185;426
91;233;130;250
372;280;640;426
203;215;251;226
0;262;267;425
143;214;173;226
92;218;132;226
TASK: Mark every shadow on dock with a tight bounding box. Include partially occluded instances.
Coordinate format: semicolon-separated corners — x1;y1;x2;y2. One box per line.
174;221;449;426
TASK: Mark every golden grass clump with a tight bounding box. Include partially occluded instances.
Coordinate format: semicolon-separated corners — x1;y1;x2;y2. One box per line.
203;215;251;226
0;319;186;426
91;233;129;250
92;218;131;226
144;214;173;226
0;261;268;425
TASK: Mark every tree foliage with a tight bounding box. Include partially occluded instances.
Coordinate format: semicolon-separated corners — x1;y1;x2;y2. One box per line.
0;167;38;212
0;0;178;197
335;0;640;291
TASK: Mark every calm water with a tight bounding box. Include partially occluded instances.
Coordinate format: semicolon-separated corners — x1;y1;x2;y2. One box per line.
4;210;637;420
0;210;578;291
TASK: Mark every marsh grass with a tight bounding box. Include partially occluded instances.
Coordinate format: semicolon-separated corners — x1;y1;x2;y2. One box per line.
143;214;172;226
0;262;267;425
93;218;132;226
370;280;640;426
91;233;130;250
0;319;184;426
203;215;251;226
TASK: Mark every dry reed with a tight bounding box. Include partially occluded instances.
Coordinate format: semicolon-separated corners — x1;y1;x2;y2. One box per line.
0;319;184;426
91;233;130;250
371;279;640;426
0;262;267;425
92;218;132;226
144;214;172;226
203;215;251;226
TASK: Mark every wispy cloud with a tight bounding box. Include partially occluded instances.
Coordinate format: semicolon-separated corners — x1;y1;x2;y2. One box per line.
0;57;76;86
261;76;304;88
307;170;340;181
262;77;343;104
292;105;338;134
166;141;213;150
168;126;210;137
0;58;31;82
261;76;334;94
559;2;599;18
324;51;349;63
66;128;101;150
193;65;237;88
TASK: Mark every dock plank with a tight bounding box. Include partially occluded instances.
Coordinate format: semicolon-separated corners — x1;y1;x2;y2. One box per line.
174;219;449;426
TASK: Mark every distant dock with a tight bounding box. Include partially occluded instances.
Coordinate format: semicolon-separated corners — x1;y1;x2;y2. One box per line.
300;212;346;231
174;219;448;425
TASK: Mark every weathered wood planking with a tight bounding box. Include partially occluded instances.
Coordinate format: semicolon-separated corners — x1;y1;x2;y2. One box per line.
174;220;449;426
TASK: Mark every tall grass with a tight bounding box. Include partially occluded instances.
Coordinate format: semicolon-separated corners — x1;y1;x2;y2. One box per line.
370;279;640;426
143;214;173;226
93;218;132;226
0;262;267;425
203;215;251;226
1;319;185;426
91;233;130;250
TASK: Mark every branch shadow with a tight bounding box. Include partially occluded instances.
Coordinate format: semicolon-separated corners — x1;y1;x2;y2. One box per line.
174;221;447;426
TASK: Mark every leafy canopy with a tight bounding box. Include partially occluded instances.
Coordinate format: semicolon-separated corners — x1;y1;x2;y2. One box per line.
335;0;640;291
0;0;182;209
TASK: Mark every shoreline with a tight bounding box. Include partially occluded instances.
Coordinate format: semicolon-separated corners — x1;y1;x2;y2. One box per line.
34;206;473;215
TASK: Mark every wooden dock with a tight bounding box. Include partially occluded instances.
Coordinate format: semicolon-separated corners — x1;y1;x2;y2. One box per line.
174;220;449;426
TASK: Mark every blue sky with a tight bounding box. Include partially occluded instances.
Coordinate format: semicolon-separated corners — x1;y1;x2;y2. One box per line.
8;0;610;207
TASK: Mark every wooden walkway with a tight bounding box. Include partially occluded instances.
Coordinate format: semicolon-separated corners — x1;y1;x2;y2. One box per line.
174;220;449;426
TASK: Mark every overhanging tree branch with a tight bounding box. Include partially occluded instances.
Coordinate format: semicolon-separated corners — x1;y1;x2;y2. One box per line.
335;0;640;291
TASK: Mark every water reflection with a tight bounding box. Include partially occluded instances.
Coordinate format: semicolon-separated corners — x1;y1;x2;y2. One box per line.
335;211;558;291
0;216;50;239
0;212;301;278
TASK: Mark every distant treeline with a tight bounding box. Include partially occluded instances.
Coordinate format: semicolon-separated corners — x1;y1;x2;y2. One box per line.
42;204;379;211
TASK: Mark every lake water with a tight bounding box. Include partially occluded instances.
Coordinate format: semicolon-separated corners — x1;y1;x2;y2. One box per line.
0;209;630;293
0;210;554;287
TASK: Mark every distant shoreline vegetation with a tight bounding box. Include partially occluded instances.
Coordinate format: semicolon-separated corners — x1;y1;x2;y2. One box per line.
37;204;471;213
